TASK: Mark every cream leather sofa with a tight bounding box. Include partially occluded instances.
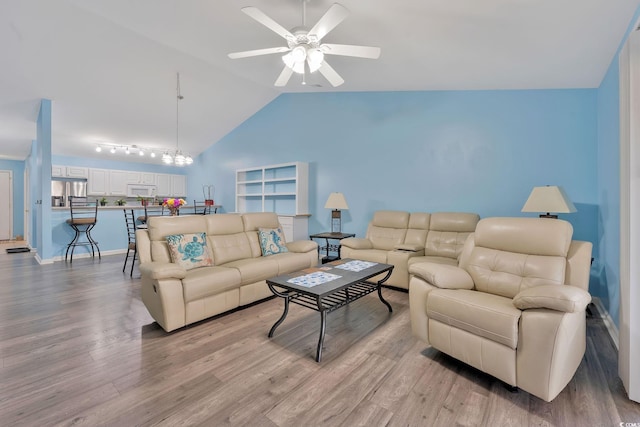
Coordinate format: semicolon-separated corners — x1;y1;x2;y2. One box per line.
409;217;592;402
136;212;318;332
340;211;480;289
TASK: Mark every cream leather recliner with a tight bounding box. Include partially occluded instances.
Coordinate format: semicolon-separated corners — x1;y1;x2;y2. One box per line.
341;210;479;289
409;217;592;402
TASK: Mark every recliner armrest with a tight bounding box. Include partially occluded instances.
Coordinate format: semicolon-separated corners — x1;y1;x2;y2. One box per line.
513;285;591;313
286;240;318;253
140;261;187;280
340;238;373;250
409;262;474;290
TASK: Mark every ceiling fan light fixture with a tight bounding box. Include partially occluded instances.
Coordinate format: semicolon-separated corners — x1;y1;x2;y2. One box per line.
307;48;324;72
283;51;305;74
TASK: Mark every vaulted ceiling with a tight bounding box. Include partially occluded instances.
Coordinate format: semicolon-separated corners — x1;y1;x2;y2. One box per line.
2;0;639;164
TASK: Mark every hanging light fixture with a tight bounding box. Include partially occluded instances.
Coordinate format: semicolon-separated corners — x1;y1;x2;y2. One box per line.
162;72;193;167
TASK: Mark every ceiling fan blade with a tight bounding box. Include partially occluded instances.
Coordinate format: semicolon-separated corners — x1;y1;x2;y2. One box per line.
321;43;381;59
241;7;294;40
275;66;294;87
228;47;290;59
308;3;349;41
318;61;344;87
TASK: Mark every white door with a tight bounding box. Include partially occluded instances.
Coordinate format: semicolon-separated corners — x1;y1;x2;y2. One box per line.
0;170;12;240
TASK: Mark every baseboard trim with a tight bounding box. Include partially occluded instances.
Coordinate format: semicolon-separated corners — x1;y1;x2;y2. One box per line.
591;296;619;350
51;249;126;263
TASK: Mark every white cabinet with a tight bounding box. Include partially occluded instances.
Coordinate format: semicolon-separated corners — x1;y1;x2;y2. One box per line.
236;161;308;215
171;175;187;197
52;165;64;177
109;170;128;196
155;173;186;197
156;174;171;196
278;215;309;242
52;165;89;179
88;169;109;195
126;171;156;185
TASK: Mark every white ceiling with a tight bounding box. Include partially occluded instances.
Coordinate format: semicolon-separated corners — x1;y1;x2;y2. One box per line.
1;0;639;164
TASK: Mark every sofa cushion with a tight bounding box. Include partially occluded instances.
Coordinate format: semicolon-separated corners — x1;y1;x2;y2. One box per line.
209;232;253;265
367;211;409;250
467;247;566;299
166;233;213;270
258;227;288;256
408;255;459;267
222;257;279;284
474;217;572;257
427;289;522;349
269;251;315;274
182;266;241;302
343;248;389;264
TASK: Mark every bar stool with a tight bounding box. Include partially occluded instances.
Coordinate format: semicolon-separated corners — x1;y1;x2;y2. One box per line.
65;197;101;263
123;209;137;276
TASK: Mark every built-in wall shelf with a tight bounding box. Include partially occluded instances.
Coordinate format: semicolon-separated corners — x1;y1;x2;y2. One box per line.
236;162;309;240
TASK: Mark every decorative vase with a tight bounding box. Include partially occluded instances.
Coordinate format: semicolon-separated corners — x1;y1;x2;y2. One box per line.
168;207;179;216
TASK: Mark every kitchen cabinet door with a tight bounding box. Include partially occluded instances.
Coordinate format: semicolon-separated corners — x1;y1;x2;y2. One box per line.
88;169;109;195
171;175;187;197
109;170;128;196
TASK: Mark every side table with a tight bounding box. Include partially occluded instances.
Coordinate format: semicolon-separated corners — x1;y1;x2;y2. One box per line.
309;232;355;263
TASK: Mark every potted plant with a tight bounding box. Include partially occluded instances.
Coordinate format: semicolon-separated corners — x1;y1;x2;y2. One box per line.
99;197;107;206
115;199;126;206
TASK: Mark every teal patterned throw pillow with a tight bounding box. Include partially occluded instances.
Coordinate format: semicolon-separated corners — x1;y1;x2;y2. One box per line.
166;232;213;270
258;227;288;256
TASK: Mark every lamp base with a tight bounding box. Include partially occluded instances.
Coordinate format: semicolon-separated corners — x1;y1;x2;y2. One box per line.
539;213;558;219
331;210;342;233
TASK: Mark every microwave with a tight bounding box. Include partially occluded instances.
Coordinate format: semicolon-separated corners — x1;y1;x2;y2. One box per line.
127;184;157;198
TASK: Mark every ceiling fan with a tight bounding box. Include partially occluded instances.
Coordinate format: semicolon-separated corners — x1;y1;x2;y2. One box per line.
228;2;381;87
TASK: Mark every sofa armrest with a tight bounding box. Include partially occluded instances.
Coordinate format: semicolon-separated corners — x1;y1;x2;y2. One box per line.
409;263;474;290
513;285;591;313
286;240;318;253
139;261;187;280
394;243;423;252
340;238;373;250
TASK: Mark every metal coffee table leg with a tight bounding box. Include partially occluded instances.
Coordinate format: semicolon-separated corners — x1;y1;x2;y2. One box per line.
316;308;327;362
376;269;393;312
267;284;290;338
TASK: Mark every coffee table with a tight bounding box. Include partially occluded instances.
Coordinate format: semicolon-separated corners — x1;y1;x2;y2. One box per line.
266;258;394;362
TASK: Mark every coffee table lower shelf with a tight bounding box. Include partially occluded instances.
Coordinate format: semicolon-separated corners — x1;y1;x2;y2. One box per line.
266;262;393;362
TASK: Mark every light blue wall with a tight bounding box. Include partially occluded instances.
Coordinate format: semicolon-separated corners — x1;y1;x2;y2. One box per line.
597;60;621;324
193;89;599;285
0;159;25;239
594;5;640;328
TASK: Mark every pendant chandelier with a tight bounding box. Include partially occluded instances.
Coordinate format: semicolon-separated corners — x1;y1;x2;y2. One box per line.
162;72;193;166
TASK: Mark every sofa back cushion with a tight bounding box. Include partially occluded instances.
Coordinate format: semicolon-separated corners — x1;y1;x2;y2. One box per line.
466;217;572;298
367;210;409;250
425;212;480;259
205;214;253;265
242;212;282;257
147;216;208;263
403;213;431;247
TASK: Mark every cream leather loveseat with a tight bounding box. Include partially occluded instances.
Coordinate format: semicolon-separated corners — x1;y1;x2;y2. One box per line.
340;211;480;289
409;217;592;402
136;212;318;332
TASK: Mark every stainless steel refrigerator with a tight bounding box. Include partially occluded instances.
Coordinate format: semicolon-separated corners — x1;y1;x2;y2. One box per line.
51;179;88;207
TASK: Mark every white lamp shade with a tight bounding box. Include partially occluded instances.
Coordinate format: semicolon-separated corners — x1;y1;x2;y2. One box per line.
324;192;349;210
521;186;577;214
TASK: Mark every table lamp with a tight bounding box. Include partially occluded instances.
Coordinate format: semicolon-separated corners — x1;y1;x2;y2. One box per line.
521;185;577;218
324;192;349;233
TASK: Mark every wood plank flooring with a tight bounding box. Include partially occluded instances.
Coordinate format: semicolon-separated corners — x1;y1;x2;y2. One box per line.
0;251;639;426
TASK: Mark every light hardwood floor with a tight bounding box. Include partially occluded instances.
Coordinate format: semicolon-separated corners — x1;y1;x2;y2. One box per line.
0;251;639;426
